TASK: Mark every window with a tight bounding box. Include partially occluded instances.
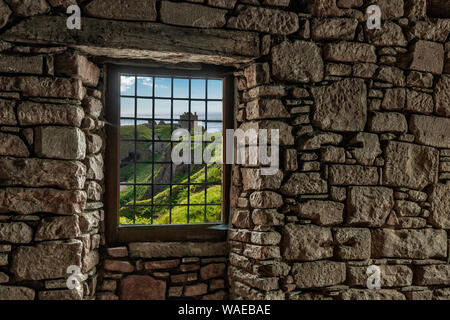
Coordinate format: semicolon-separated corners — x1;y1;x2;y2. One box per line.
105;65;233;242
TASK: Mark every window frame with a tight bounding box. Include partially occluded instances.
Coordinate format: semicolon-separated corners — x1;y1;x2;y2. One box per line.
105;64;234;243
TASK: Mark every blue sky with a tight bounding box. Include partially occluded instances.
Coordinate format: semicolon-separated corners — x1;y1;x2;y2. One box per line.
120;76;223;127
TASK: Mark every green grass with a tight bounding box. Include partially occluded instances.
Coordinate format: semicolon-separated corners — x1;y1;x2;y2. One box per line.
119;123;223;225
119;164;222;225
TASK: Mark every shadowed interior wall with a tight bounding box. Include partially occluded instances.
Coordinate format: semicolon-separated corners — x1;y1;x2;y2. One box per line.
0;0;449;300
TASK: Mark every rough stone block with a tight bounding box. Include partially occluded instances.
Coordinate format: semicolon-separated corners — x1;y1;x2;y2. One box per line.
295;200;344;226
129;242;227;258
429;183;450;229
0;157;86;190
85;0;157;22
371;228;447;259
383;141;438;190
10;240;82;280
311;78;367;132
35;215;80;241
160;1;226;28
0;188;86;215
347;186;394;227
291;261;345;289
334;228;371;260
35;126;86;160
329;165;379;185
410;115;450;148
228;5;298;35
281;172;327;196
324;42;377;63
407;40;444;75
0;132;29;157
272;40;323;83
120;275;166;300
282;224;333;261
0;222;33;244
0;76;84;100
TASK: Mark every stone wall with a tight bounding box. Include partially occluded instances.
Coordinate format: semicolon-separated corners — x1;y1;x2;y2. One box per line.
97;242;228;300
229;0;450;300
0;0;449;300
0;47;103;300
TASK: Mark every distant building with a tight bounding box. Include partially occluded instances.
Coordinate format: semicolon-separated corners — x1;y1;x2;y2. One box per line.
180;112;198;131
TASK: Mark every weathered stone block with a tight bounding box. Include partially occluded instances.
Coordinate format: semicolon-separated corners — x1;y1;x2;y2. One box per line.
4;0;49;17
0;286;35;300
228;5;298;35
35;215;80;241
129;242;227;258
282;224;333;261
367;0;404;19
367;21;407;47
340;289;405;300
0;99;16;125
252;209;284;226
383;141;438;190
349;132;381;166
0;222;33;244
429;183;450;229
271;40;323;83
238;121;294;146
39;287;83;300
241;168;283;191
85;153;104;181
371;228;447;259
300;132;342;150
35;126;86;160
435;75;450;117
243;63;270;89
0;54;43;74
291;261;345;289
85;0;157;22
410;115;450;148
0;132;29;157
295;200;344;226
232;209;253;229
329;165;379;185
406;89;433;114
369;112;407;133
0;188;86;215
161;1;226;28
207;0;237;9
406;40;444;75
311;18;358;40
324;42;377;63
17;102;84;127
0;76;84;100
249;191;283;209
415;265;450;285
0;157;86;190
0;1;11;30
120;275;166;300
54;53;100;88
311;78;367;132
10;240;82;280
246;99;289;120
200;263;226;280
280;173;327;196
334;228;370;260
348;265;412;287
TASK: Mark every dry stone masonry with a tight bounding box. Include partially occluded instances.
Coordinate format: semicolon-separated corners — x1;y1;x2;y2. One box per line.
0;0;448;301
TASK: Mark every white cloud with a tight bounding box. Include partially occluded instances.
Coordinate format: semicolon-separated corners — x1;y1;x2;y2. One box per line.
120;76;135;93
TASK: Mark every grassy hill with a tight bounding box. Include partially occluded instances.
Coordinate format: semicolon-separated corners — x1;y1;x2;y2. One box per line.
119;123;223;225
